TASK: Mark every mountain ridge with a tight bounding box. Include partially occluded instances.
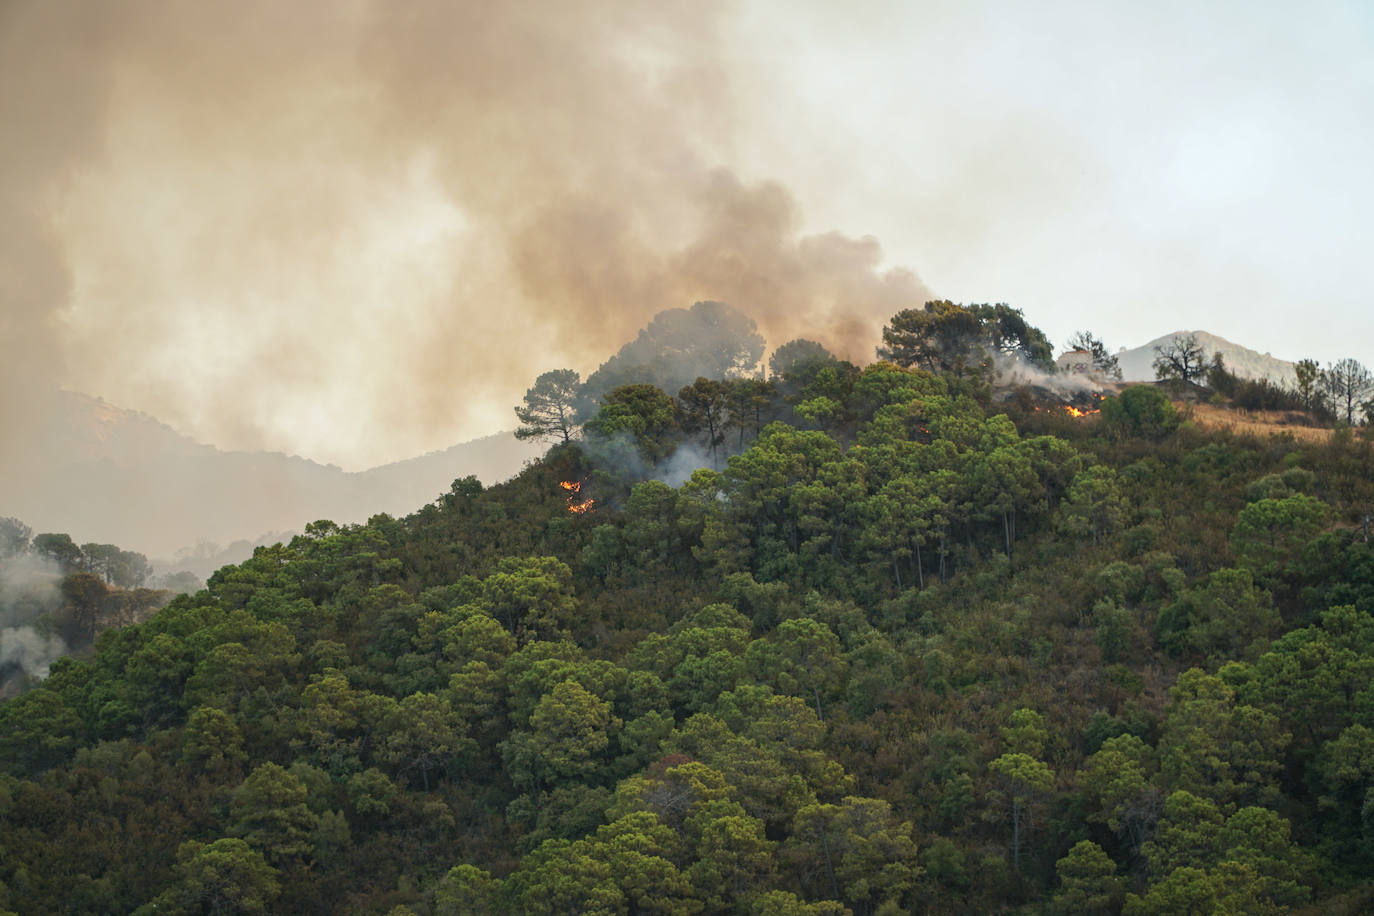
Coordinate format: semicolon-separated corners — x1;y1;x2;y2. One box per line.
0;327;1316;560
0;390;542;559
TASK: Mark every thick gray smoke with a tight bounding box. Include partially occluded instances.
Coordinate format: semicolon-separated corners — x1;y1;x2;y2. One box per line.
0;3;119;482
0;0;930;472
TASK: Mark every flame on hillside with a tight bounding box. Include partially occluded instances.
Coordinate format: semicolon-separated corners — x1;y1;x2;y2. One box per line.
559;479;595;514
1030;404;1101;418
995;380;1113;418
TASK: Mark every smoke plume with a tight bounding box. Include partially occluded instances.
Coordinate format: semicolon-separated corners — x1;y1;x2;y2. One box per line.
991;353;1107;398
654;441;721;490
0;0;929;471
0;553;67;688
0;628;68;685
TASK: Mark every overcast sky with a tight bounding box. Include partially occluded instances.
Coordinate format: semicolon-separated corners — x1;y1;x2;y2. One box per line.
4;0;1372;469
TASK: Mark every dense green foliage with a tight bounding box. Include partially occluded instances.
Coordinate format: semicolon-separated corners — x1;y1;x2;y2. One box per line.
4;341;1374;914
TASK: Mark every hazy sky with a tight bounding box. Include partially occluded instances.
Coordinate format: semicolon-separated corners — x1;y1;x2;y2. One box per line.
4;0;1372;470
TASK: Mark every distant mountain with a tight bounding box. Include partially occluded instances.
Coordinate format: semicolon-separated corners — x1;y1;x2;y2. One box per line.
1115;331;1298;387
0;391;544;560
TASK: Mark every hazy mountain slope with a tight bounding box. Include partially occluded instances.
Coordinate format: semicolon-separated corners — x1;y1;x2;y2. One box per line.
352;431;546;517
1116;330;1298;385
1;391;543;558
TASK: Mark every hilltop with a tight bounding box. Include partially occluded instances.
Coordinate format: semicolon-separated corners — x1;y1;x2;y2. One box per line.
1115;330;1298;385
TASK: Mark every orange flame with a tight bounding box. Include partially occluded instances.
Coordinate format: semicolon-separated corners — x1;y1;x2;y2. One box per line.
559;479;595;514
1030;404;1099;417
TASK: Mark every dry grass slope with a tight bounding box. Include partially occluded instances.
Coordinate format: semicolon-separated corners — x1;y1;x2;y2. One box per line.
1186;402;1334;443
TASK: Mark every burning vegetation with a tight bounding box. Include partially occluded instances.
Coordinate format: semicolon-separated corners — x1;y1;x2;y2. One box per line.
559;479;595;515
997;383;1111;419
1043;404;1100;418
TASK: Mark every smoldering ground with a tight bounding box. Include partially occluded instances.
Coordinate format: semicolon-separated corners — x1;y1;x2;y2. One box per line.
1;0;930;474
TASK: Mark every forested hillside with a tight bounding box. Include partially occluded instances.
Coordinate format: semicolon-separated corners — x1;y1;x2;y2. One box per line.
3;303;1374;914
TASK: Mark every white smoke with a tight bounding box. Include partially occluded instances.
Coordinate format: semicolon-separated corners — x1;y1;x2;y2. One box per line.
0;552;67;685
992;352;1108;398
578;430;730;494
0;626;68;681
654;441;718;489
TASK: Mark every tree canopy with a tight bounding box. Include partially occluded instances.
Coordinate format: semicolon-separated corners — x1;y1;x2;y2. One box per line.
878;300;1052;376
1322;357;1373;424
515;369;582;444
1152;333;1213;385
